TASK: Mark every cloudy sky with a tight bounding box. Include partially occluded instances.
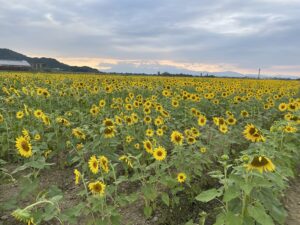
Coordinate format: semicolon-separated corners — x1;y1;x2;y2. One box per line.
1;0;300;76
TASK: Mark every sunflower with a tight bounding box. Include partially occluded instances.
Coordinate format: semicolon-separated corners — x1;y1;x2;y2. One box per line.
72;128;86;140
124;116;134;125
170;131;184;145
187;136;196;145
153;146;167;161
246;156;275;173
226;117;237;125
177;172;187;183
0;113;3;123
34;134;41;141
34;109;44;119
42;115;51;126
172;99;179;108
278;103;287;112
156;128;164;136
88;181;106;196
88;155;99;174
99;156;109;173
240;110;249;117
200;147;207;153
288;103;297;111
219;125;228;134
283;125;297;133
146;128;154;137
197;115;207;127
76;143;84;150
103;118;114;127
90;107;99;116
243;124;265;142
143;140;153;154
99;99;106;107
74;169;81;185
114;115;122;125
15;136;32;158
20;129;30;141
126;135;134;143
154;117;164;126
103;126;116;138
16;111;24;119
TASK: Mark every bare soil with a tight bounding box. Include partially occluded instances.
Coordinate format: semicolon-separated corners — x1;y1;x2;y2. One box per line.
284;171;300;225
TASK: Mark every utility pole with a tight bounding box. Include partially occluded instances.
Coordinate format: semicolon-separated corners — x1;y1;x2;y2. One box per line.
258;68;261;79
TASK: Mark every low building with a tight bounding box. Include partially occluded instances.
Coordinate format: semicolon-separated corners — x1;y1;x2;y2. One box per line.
0;60;31;71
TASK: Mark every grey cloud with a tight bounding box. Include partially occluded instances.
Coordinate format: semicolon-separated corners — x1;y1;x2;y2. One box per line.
0;0;299;75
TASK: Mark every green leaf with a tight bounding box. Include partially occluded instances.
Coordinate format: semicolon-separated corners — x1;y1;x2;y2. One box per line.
248;203;275;225
185;219;195;225
196;188;222;202
224;211;242;225
223;185;240;202
161;193;170;206
142;185;157;201
143;206;152;218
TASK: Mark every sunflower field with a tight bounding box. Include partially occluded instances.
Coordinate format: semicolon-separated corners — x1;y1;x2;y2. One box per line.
0;72;299;225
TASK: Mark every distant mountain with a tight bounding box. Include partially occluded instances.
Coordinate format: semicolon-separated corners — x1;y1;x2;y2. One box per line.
0;48;99;73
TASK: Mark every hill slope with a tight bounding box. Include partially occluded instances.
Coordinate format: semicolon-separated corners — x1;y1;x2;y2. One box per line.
0;49;99;73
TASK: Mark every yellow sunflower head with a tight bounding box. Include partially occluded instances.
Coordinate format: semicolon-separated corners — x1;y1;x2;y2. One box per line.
170;131;184;146
88;155;99;174
88;181;106;196
153;146;167;161
177;172;187;183
246;156;275;173
15;136;32;158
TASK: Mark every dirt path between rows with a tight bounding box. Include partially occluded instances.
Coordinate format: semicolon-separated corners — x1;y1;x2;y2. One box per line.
284;171;300;225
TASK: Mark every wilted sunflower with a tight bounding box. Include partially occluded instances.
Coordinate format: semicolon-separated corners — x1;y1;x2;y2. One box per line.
22;129;30;141
246;156;275;173
170;131;184;145
88;181;106;196
74;169;81;185
42;115;50;126
153;146;167;161
143;140;153;154
243;124;265;142
88;155;99;174
177;172;187;183
15;136;32;158
99;156;109;173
